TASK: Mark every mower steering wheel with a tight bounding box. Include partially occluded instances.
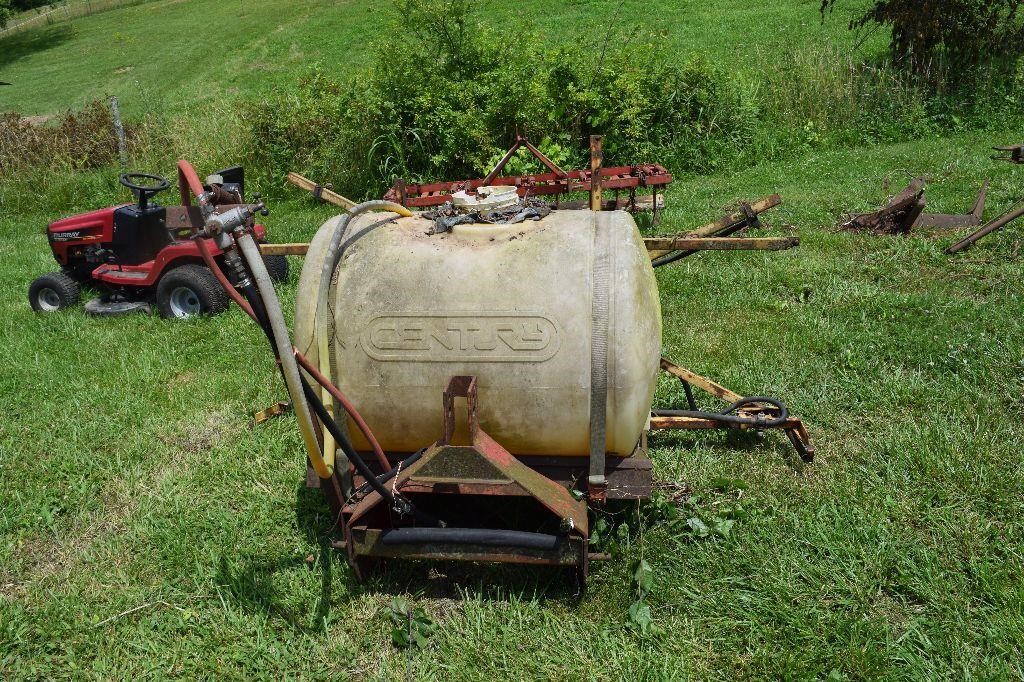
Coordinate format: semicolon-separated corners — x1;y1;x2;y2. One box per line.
120;172;170;211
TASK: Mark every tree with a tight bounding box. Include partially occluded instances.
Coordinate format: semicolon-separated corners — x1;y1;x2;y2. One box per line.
0;1;12;30
821;0;1024;80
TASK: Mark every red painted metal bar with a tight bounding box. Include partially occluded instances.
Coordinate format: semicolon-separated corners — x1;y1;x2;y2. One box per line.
386;164;672;208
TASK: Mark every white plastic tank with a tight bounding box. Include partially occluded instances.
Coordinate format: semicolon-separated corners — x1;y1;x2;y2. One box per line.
295;209;662;457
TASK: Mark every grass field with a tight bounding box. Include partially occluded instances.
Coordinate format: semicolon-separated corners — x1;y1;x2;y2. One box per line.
3;1;1024;679
0;0;878;117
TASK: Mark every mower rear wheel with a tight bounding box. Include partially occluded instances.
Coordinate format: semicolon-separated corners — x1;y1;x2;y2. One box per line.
263;254;290;283
28;271;80;312
155;264;229;319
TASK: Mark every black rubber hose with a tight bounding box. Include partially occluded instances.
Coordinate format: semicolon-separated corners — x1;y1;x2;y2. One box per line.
352;447;427;497
380;527;562;551
300;376;403;508
652;396;789;428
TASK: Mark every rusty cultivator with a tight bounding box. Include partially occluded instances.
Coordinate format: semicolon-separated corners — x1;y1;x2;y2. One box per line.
383;134;673;220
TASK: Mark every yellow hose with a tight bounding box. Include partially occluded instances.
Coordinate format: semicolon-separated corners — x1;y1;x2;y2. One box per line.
314;201;412;461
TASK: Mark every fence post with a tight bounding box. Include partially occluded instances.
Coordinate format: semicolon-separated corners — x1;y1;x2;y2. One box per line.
109;95;128;169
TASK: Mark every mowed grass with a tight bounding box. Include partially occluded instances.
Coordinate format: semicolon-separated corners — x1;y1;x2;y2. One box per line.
2;126;1023;678
0;0;875;117
2;0;1024;678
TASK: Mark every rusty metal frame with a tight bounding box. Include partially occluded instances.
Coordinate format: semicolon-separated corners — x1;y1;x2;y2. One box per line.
992;144;1024;164
946;199;1024;254
384;135;672;211
261;234;798;258
652;357;815;462
338;376;593;581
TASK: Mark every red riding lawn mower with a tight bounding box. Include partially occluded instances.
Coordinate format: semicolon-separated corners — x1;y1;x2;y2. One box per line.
28;165;288;318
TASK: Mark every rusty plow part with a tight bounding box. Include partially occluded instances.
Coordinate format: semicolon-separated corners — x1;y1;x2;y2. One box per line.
648;195;792;267
841;177;989;235
651;357;815;462
840;177;926;235
338;376;592;583
946;199;1024;254
286;172;356;209
992;144;1024;164
915;180;988;232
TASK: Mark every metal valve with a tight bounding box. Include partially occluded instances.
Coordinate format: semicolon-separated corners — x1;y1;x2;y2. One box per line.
250;193;269;217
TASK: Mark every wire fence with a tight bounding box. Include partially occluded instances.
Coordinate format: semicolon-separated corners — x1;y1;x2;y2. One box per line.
0;0;152;38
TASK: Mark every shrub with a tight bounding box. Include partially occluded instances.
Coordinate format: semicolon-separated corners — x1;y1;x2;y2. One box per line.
0;100;132;173
246;0;756;198
821;0;1024;84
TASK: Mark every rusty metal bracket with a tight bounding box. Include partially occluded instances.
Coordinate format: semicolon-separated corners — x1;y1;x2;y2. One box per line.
651;357;815;462
253;401;290;425
482;133;569;186
992;144;1024;163
339;376;590;581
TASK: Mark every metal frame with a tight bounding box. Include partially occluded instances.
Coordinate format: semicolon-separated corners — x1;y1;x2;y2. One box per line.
383;134;672;213
651;357;815;462
336;376;596;582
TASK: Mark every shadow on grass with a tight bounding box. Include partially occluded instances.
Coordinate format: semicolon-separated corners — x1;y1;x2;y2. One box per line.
211;485;359;633
295;480;585;608
649;427;809;471
358;558;584;605
0;24;75;70
216;474;620;630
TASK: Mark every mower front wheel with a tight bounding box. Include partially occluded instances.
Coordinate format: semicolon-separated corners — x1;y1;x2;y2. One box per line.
155;264;229;319
28;271;80;312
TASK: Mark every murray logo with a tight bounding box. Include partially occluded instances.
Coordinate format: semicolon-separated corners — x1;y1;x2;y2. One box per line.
51;231;83;242
362;314;559;362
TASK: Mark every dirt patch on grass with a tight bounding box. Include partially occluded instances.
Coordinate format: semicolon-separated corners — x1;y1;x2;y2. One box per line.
166;370;196;390
156;409;232;455
5;486;141;599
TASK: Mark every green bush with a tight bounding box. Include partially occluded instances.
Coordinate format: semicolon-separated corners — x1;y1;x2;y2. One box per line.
246;0;757;198
821;0;1024;84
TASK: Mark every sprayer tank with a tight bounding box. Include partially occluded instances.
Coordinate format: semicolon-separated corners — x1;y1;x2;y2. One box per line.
294;209;662;456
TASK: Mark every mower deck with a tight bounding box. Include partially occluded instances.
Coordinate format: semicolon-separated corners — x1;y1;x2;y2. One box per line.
84;298;151;316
